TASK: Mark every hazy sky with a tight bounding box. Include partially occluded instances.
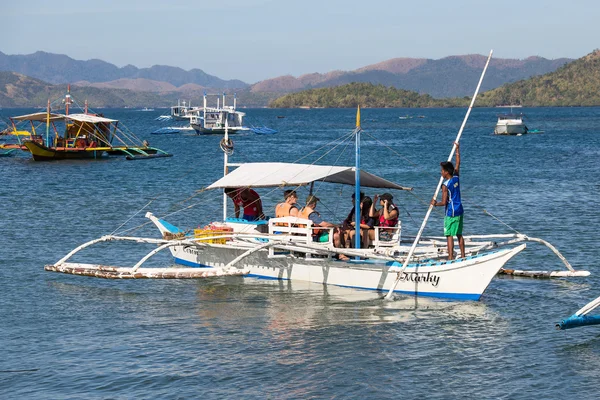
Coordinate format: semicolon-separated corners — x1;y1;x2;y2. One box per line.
2;0;598;83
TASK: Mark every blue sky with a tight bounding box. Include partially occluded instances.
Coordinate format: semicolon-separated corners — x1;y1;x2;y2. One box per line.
2;0;598;83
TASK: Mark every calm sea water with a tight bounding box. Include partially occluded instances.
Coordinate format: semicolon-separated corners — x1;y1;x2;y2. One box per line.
1;107;600;399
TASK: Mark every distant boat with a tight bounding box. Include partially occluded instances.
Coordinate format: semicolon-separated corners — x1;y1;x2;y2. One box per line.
9;86;172;161
494;113;528;135
398;115;413;120
169;100;203;121
139;107;155;112
190;93;250;135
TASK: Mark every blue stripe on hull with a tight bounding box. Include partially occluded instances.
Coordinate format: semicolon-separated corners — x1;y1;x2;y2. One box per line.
173;258;480;301
174;257;213;268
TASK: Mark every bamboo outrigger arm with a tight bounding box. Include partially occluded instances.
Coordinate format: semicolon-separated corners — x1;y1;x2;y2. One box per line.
54;235;204;266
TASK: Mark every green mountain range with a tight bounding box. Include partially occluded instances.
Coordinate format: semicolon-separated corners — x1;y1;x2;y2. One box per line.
270;50;600;108
0;72;277;108
0;50;572;101
2;50;599;108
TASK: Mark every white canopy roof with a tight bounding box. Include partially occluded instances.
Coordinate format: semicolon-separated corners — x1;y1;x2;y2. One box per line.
10;112;117;124
207;162;411;190
10;112;66;122
66;113;118;123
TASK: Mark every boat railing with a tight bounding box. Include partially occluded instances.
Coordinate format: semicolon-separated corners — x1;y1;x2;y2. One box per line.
268;216;335;258
373;224;402;247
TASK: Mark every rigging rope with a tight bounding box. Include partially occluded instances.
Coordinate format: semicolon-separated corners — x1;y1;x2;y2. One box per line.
220;138;234;155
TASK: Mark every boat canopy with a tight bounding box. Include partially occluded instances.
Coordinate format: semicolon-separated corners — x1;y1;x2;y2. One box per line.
10;112;117;124
66;113;118;123
10;112;66;122
207;162;412;190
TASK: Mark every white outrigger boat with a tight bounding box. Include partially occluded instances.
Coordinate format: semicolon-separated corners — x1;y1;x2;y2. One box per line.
45;51;589;301
189;92;249;135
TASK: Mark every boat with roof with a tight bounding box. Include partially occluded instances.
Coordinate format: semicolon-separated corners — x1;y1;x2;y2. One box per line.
45;52;589;301
189;92;250;135
494;113;528;135
7;86;172;161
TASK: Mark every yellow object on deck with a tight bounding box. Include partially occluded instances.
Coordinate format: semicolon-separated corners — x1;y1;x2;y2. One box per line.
194;226;233;244
12;130;32;136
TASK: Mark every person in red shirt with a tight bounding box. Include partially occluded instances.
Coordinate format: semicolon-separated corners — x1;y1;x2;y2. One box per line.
225;187;265;221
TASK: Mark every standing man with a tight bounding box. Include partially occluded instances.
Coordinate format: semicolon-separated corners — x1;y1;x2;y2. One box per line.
431;142;465;260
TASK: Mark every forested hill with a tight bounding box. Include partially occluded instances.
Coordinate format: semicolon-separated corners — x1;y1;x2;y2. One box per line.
269;50;600;108
476;49;600;107
268;83;468;108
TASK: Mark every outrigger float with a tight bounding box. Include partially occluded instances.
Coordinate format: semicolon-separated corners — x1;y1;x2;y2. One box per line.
7;86;171;161
45;51;590;300
557;295;600;330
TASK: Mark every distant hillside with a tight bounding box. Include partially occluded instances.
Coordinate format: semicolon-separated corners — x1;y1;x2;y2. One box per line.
0;51;248;89
269;82;467;108
269;50;600;108
476;49;600;106
253;55;572;98
0;71;278;108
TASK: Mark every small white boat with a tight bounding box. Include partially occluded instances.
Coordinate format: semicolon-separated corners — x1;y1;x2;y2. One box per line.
169;100;203;121
494;113;528;135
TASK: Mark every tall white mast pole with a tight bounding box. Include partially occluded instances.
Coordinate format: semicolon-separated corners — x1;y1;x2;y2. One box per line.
223;114;230;221
384;50;493;300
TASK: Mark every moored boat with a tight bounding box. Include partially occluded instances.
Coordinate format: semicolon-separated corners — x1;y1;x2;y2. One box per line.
190;93;250;135
494;113;528;135
8;87;172;161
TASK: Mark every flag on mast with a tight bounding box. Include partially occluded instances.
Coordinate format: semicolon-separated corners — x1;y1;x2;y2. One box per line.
356;105;361;129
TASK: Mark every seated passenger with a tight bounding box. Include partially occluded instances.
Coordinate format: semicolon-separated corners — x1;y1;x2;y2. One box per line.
225;187;265;221
369;193;399;243
299;195;348;259
341;192;363;248
275;190;299;218
346;196;374;248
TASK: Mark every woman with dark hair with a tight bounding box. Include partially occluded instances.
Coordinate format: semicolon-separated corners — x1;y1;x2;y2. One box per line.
346;196;374;248
369;192;399;243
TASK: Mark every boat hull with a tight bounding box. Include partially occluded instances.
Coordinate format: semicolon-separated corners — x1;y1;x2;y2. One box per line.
494;122;528;135
167;243;526;300
190;123;249;135
24;141;104;161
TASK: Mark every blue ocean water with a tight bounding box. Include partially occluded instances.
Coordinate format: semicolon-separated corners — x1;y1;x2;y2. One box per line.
1;107;600;399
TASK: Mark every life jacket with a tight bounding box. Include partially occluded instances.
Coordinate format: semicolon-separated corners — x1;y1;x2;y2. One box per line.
275;202;296;218
378;203;398;228
274;202;297;227
299;206;322;235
